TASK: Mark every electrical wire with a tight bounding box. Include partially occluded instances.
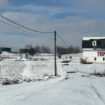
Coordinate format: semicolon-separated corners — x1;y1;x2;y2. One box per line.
56;32;69;47
0;19;53;40
0;20;33;38
0;14;54;34
0;21;54;50
0;15;69;47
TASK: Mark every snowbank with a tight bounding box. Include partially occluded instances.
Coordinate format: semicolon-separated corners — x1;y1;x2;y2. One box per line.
0;58;66;84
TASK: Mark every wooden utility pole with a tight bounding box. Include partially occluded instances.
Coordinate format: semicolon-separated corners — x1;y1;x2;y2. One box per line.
54;31;57;76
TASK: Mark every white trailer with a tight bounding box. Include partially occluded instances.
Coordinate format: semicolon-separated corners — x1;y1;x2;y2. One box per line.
82;37;105;63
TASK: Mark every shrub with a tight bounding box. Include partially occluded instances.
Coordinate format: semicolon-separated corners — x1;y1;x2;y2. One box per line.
80;58;87;64
90;70;105;77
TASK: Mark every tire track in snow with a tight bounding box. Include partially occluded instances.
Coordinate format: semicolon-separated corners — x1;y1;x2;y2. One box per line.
90;83;105;105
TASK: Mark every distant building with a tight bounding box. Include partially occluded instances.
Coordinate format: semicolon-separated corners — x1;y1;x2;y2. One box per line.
0;47;11;53
82;37;105;63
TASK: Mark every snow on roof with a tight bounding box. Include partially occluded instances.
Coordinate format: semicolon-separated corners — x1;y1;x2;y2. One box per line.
83;37;105;40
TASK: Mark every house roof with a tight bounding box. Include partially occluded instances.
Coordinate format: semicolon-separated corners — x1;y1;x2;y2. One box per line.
83;37;105;40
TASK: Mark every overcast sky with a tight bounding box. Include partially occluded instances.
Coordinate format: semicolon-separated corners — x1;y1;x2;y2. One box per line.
0;0;105;51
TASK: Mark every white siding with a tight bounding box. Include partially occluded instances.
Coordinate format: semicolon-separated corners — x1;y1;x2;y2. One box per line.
83;51;105;63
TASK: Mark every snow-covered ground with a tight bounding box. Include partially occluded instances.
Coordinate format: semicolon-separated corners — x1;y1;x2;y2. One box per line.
0;55;65;83
0;53;105;105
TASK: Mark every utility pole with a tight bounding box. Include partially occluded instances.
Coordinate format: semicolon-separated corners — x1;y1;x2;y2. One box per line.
54;31;57;76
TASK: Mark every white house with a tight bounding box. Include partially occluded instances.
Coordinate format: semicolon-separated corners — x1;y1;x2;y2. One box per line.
82;37;105;63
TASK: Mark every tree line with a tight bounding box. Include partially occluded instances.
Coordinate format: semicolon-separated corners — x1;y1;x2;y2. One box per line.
57;46;81;55
19;45;50;55
19;45;81;56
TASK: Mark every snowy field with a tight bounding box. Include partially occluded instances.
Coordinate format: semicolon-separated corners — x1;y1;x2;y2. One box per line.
0;53;65;84
0;53;105;105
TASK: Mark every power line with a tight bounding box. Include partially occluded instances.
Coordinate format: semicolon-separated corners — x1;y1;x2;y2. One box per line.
0;19;26;33
0;21;54;50
0;20;35;39
0;14;54;34
56;32;69;47
0;15;68;46
0;19;53;40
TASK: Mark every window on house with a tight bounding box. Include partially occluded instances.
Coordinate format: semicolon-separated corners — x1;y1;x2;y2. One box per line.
103;58;105;61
